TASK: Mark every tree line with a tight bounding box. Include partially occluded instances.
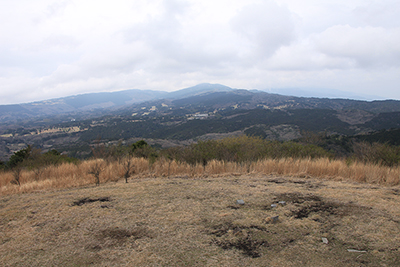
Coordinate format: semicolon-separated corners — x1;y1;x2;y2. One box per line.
2;135;400;186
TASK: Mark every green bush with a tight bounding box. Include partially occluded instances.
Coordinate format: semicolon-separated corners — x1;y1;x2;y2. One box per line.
0;160;5;171
7;145;32;169
6;146;79;171
131;140;158;160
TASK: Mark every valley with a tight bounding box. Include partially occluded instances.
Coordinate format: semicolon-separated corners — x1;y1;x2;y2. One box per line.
1;83;400;162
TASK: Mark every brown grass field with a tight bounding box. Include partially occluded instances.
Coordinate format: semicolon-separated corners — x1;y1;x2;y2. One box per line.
1;158;400;266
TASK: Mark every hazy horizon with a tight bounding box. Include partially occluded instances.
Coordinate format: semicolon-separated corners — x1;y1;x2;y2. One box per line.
0;83;391;106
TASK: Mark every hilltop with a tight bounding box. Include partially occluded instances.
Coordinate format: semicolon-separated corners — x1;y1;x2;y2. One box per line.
1;174;399;266
1;131;399;265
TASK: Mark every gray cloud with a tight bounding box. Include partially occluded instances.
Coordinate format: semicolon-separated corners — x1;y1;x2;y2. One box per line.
0;0;400;104
122;0;240;77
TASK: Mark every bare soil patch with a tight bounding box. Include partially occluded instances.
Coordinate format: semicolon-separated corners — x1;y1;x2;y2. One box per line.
0;174;399;266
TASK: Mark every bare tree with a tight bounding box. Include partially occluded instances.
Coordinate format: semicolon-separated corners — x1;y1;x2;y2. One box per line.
33;167;44;181
91;137;107;159
88;137;107;186
166;155;173;178
161;147;181;178
11;166;23;186
89;160;104;186
122;154;135;183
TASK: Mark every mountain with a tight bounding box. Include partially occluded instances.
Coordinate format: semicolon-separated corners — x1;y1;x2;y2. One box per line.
1;83;400;161
268;88;383;101
116;87;400;117
0;89;168;123
2;83;398;125
0;83;234;123
166;83;233;99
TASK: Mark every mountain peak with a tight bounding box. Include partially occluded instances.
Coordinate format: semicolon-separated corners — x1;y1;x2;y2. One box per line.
167;83;233;99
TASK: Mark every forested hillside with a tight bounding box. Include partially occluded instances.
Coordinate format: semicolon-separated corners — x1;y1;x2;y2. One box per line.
1;84;400;161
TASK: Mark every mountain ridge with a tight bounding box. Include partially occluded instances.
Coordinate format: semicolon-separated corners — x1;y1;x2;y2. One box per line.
2;83;397;124
0;84;233;123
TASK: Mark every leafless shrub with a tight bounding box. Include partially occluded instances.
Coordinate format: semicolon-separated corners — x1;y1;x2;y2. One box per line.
88;160;105;186
122;154;134;183
352;141;400;167
11;166;23;186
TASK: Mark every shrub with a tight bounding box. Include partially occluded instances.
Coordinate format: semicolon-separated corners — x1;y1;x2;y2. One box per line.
7;145;32;169
5;146;79;183
0;161;5;171
352;141;400;167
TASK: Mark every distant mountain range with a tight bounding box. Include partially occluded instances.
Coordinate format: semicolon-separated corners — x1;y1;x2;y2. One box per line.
268;88;383;100
1;83;400;161
0;89;166;123
0;83;391;124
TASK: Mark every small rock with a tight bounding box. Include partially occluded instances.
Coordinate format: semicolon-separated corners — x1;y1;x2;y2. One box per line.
271;204;277;208
322;237;328;244
236;199;245;205
347;249;367;253
265;216;279;223
279;201;286;205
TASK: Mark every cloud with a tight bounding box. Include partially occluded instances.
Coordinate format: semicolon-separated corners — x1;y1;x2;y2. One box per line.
122;0;241;77
316;25;400;68
123;0;187;57
230;1;296;59
1;0;400;104
352;0;400;28
265;42;351;71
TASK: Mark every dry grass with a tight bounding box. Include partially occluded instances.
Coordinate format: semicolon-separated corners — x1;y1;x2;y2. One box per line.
0;174;399;266
1;157;399;195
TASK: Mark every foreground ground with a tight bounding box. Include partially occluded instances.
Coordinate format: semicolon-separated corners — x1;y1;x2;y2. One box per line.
1;174;399;266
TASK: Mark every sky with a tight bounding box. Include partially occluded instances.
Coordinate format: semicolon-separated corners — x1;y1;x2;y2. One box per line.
1;0;400;104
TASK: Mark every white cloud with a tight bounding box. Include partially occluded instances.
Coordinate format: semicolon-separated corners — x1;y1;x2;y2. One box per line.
315;25;400;68
230;1;296;60
265;42;350;71
352;0;400;28
0;0;400;104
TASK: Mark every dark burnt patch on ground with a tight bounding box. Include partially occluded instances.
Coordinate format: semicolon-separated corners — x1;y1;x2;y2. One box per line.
72;197;111;206
205;191;383;261
207;222;268;258
274;192;372;220
213;235;267;258
206;218;304;258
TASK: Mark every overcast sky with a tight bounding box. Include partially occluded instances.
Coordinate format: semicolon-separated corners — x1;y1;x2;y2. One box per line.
1;0;400;104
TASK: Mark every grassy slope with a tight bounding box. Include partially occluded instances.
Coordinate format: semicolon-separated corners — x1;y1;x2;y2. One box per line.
1;175;399;266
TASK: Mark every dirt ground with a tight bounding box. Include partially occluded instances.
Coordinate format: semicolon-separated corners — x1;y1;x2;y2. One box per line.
1;174;399;266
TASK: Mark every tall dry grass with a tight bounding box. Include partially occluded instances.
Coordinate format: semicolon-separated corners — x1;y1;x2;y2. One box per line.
1;157;399;195
251;158;400;184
